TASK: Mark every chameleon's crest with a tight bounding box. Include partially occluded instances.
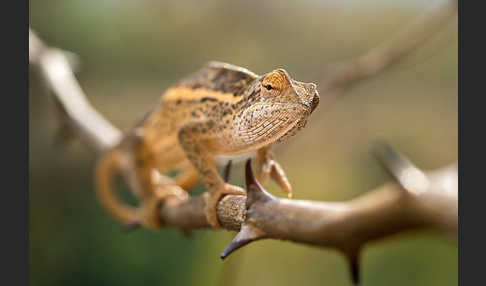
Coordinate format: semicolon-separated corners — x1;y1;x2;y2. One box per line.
175;61;258;96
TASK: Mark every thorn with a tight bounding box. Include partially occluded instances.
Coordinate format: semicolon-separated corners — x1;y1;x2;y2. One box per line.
223;160;232;183
347;251;361;286
220;223;265;259
372;141;429;195
244;159;260;191
123;221;141;233
373;140;411;173
245;159;275;209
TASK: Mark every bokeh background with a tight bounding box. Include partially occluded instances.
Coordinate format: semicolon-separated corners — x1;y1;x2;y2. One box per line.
29;0;458;285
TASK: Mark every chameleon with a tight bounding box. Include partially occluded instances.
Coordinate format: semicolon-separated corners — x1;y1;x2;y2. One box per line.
95;61;319;229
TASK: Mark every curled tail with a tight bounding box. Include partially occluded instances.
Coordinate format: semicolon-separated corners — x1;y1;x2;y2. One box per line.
95;149;138;224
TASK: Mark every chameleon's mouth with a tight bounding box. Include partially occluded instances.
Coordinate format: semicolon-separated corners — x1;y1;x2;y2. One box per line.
310;91;320;114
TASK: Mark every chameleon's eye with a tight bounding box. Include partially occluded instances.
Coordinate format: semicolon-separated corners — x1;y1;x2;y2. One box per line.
262;69;290;92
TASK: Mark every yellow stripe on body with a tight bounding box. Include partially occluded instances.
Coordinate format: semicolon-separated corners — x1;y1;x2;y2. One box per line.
162;87;243;105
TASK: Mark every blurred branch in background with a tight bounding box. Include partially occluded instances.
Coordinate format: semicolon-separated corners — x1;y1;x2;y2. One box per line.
29;0;457;284
319;0;458;108
29;30;121;152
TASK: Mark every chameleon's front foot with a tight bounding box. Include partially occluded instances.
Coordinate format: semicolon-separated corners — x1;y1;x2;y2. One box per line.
204;183;246;228
256;157;292;198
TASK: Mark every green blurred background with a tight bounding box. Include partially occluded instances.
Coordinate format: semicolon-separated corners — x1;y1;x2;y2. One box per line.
29;0;457;285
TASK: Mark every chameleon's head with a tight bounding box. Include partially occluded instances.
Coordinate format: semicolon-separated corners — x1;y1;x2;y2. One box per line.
235;68;319;145
260;69;319;115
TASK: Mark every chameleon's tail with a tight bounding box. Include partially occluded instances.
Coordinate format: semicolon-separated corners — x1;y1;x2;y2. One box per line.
95;149;138;224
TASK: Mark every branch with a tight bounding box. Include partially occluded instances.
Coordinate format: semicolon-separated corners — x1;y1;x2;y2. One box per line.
161;152;457;251
159;148;456;284
29;29;122;153
319;0;457;104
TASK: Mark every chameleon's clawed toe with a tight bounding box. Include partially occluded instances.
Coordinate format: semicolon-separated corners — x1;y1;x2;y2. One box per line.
257;160;293;198
204;183;246;228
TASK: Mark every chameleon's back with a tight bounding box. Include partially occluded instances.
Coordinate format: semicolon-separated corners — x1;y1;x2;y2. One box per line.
173;61;258;95
135;62;259;147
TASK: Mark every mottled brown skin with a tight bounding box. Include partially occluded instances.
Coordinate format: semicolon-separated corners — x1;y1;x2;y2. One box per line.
95;61;319;229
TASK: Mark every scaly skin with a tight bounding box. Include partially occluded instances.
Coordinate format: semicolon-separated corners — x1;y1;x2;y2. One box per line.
95;61;319;229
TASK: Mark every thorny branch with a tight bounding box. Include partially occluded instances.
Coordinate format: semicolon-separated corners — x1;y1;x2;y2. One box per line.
29;1;457;284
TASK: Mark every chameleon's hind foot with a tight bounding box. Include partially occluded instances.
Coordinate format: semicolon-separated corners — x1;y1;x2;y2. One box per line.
141;185;189;230
204;183;246;228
